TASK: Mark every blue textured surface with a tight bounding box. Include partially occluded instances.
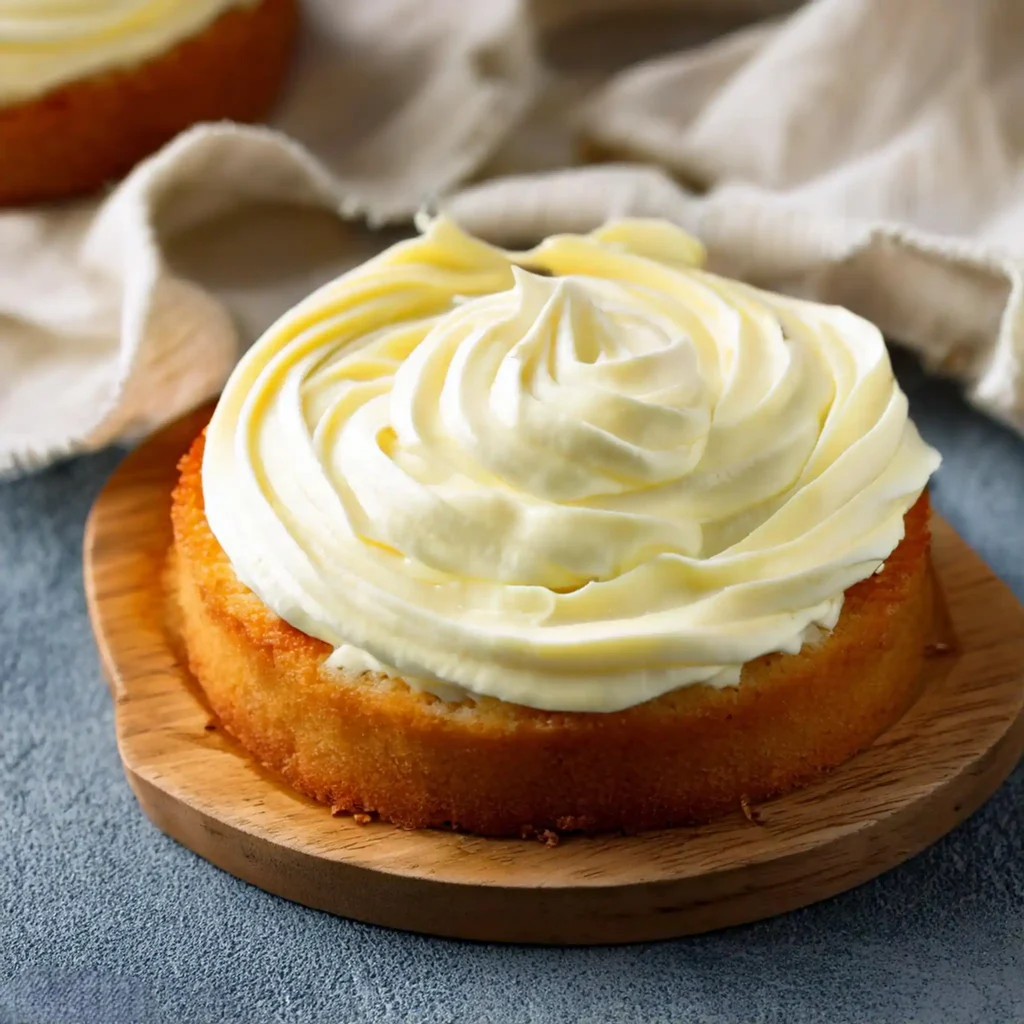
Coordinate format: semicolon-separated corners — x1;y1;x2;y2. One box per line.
2;352;1023;1024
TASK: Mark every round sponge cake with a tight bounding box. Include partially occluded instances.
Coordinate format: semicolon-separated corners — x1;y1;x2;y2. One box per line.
0;0;297;207
171;427;934;838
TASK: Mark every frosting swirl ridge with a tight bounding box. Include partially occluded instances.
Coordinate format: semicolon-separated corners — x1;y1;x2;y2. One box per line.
203;216;940;712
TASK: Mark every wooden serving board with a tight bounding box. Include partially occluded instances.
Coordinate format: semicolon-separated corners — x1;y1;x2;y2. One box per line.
85;403;1024;945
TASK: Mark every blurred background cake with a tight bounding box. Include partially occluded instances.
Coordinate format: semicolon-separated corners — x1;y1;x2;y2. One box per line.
0;0;298;207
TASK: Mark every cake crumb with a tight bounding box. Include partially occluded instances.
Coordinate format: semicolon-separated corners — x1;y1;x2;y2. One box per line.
518;825;561;847
740;795;764;826
353;812;373;826
330;804;347;817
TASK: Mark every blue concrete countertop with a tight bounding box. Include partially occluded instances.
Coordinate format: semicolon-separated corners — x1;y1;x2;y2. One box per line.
2;352;1023;1024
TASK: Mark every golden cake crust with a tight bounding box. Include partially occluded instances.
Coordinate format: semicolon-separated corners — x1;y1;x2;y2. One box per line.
0;0;297;207
171;428;934;837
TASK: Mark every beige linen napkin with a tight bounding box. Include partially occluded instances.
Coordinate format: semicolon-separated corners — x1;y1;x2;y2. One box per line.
2;0;1022;477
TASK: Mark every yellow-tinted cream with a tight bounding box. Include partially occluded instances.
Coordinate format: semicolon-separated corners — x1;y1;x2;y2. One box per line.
202;216;940;712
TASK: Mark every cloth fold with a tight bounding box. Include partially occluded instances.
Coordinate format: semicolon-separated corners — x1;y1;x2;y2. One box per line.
3;0;1023;477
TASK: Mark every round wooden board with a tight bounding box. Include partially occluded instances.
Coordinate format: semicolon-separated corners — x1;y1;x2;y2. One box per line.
85;404;1024;945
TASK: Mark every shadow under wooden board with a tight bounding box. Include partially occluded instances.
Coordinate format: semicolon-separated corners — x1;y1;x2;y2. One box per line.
84;403;1024;946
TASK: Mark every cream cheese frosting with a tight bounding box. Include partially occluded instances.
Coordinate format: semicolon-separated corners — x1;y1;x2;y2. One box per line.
0;0;256;106
202;216;941;713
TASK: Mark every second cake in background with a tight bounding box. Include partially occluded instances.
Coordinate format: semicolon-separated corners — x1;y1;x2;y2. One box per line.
0;0;298;207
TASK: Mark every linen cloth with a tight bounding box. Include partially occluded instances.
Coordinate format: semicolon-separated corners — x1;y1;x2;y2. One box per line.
2;0;1023;477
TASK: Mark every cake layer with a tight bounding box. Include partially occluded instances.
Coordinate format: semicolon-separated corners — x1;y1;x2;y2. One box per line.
173;429;933;837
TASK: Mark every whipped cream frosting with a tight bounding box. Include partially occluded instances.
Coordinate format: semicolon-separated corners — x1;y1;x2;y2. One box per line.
203;216;941;713
0;0;256;105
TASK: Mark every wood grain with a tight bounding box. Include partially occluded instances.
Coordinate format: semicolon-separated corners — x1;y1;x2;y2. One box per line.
85;403;1024;945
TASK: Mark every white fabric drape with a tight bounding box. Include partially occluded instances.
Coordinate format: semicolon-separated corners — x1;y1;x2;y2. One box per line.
3;0;1023;476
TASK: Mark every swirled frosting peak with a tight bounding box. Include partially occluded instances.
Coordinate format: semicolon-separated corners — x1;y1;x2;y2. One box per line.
0;0;256;105
202;216;940;712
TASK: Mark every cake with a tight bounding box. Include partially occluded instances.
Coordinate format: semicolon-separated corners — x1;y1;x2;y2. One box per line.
171;216;942;837
0;0;297;207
